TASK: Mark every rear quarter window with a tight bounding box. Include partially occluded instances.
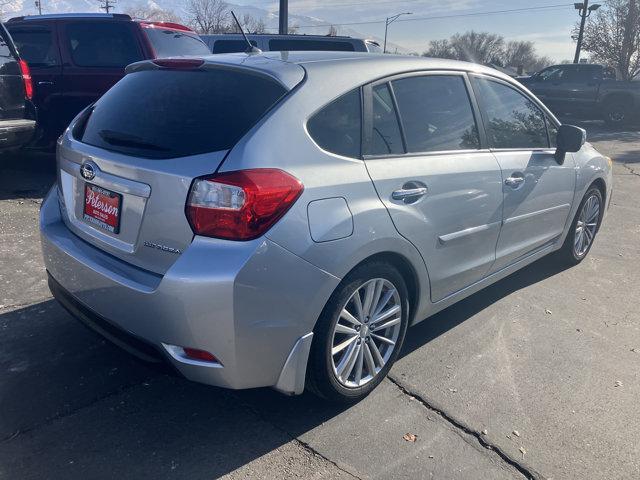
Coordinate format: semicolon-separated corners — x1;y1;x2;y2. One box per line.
80;68;287;159
269;39;355;52
307;89;362;158
212;39;258;54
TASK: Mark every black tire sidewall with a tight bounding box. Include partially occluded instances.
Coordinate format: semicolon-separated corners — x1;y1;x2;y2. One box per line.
565;187;604;263
307;261;409;402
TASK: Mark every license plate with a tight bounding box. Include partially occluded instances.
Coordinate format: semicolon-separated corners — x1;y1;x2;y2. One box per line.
83;183;122;234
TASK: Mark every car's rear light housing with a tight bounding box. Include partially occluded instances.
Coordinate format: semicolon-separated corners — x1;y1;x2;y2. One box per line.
18;59;33;100
139;21;194;32
186;169;304;241
152;58;205;69
162;343;222;366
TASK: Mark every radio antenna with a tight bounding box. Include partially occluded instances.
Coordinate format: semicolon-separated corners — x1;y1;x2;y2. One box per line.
231;11;262;54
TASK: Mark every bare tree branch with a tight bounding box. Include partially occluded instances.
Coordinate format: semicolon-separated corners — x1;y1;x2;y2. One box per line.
186;0;230;34
579;0;640;79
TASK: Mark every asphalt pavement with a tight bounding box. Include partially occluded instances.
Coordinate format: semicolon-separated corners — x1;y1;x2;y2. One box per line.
0;122;638;479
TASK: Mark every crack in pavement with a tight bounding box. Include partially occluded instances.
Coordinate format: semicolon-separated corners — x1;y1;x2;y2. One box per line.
622;163;640;177
227;391;363;480
387;375;544;480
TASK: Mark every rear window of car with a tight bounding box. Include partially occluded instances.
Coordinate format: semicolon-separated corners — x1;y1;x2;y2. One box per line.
269;39;355;52
66;22;143;68
143;27;211;57
212;39;258;54
6;26;59;67
80;69;287;159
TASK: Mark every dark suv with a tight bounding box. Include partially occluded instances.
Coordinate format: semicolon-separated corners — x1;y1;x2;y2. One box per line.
6;13;211;146
0;23;36;152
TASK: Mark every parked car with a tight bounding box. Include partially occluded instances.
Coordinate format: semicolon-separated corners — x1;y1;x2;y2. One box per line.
41;52;612;402
0;22;36;153
6;13;211;147
519;63;640;125
201;33;381;54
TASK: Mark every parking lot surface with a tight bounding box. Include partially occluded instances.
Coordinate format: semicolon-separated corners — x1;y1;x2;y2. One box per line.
1;122;638;479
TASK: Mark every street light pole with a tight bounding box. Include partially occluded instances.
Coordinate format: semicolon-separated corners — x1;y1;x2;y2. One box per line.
573;0;601;63
279;0;288;35
383;12;412;53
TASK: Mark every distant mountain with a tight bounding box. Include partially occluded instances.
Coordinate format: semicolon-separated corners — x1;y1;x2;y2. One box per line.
3;0;406;52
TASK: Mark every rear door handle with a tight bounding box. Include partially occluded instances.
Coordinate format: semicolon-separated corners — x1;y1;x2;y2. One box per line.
37;81;54;86
392;186;428;201
504;174;525;189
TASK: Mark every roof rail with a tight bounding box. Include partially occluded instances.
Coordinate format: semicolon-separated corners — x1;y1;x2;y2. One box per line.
8;13;132;22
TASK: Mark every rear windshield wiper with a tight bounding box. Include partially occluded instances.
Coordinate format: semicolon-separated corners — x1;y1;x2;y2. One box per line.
98;130;170;152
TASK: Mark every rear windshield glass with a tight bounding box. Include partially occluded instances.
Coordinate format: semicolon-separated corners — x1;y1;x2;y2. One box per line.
268;39;355;52
80;69;287;159
143;28;211;57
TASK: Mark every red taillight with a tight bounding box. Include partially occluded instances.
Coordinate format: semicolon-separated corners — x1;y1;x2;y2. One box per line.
18;59;33;100
183;348;219;363
152;58;205;69
186;169;304;241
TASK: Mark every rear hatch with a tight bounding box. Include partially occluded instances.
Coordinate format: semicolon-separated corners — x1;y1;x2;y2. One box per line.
57;60;299;275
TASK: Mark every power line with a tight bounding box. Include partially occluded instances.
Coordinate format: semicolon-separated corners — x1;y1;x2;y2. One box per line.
279;3;573;28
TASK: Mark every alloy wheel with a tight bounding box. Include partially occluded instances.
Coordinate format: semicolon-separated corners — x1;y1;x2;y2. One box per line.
330;278;402;388
574;194;600;257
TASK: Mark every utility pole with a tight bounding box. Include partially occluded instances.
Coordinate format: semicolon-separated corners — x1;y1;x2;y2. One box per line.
573;0;601;63
99;0;115;14
383;12;412;53
35;0;42;15
279;0;288;35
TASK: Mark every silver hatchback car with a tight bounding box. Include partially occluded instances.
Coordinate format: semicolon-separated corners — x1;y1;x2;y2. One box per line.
41;52;612;402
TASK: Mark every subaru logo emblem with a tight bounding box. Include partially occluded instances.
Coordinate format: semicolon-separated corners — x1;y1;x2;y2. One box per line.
80;163;95;181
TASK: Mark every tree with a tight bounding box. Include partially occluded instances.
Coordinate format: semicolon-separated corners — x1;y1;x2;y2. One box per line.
424;31;552;73
124;5;183;23
186;0;230;34
228;13;266;34
503;40;553;72
578;0;640;79
327;25;338;37
450;31;504;64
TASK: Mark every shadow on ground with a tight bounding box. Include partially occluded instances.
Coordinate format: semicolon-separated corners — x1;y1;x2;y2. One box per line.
0;251;570;479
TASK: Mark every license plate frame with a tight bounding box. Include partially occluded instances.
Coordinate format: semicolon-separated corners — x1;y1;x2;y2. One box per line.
83;183;122;234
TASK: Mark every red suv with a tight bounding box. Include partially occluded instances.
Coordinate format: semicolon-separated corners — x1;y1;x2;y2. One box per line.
6;13;211;147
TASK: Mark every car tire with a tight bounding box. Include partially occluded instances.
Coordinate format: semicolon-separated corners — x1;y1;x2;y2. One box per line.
306;261;409;403
603;100;631;126
557;186;604;265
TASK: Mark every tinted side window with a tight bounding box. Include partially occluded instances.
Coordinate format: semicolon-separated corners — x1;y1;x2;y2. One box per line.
212;39;258;53
546;116;558;148
269;39;355;52
66;22;143;68
6;27;59;67
0;27;13;69
307;89;361;158
371;83;404;155
473;78;548;149
392;75;480;153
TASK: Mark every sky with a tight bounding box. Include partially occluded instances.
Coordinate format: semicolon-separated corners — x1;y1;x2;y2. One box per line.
233;0;582;61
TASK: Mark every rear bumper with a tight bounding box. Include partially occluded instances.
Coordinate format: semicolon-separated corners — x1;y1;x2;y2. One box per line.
41;186;339;392
0;119;35;151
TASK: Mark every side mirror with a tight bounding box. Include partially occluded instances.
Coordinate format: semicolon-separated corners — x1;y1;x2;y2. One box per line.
555;124;586;164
